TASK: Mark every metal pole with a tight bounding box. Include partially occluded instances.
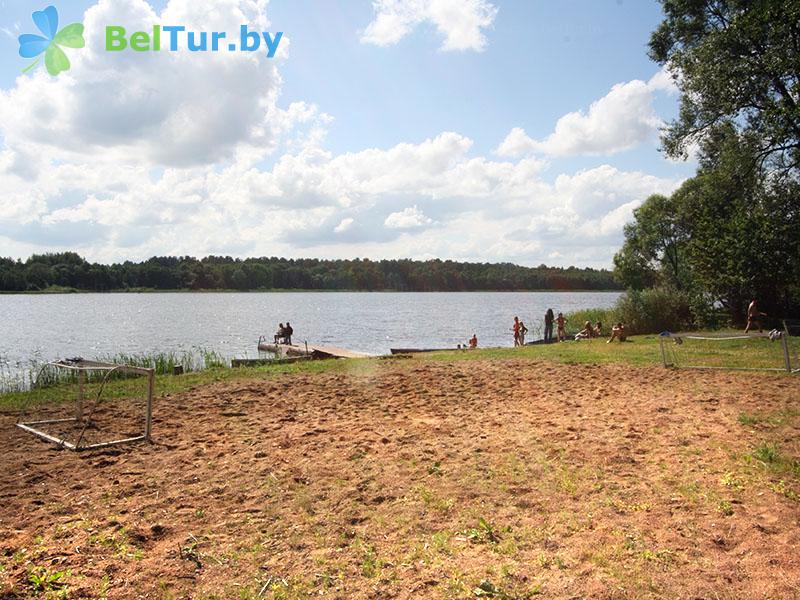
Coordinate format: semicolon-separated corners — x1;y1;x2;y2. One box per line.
77;369;85;422
782;333;792;373
660;337;668;367
145;369;154;440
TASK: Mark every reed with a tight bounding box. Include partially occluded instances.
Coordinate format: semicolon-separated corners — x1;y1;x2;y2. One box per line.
0;348;230;394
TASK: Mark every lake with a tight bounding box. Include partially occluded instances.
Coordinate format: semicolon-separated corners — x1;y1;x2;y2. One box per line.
0;291;621;372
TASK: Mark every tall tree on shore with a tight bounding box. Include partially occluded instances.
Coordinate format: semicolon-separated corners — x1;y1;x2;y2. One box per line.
650;0;800;171
613;193;690;290
617;0;800;323
679;125;800;318
614;124;800;320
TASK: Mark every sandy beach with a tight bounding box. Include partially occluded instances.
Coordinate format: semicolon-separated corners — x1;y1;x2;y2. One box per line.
1;357;799;598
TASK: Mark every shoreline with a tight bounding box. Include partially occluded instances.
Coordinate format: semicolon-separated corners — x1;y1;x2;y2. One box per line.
0;288;625;296
2;332;794;403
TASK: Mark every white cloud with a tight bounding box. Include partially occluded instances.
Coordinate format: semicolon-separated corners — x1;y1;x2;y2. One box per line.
334;217;354;233
0;0;290;168
0;3;685;269
496;69;676;158
361;0;498;52
0;120;682;267
385;205;433;229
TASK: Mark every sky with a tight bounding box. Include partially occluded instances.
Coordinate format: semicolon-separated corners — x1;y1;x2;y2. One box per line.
0;0;695;268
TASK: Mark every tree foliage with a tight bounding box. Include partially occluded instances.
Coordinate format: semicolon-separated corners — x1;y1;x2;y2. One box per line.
650;0;800;170
0;253;621;293
615;125;800;321
618;1;800;325
613;193;690;291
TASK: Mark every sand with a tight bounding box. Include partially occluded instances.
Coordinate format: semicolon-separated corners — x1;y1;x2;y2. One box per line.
1;358;799;598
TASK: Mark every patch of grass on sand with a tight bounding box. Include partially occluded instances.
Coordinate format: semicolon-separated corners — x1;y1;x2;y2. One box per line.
751;442;800;477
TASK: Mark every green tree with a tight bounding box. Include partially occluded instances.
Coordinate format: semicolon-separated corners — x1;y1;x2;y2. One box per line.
613;193;690;290
650;0;800;170
680;126;800;318
619;125;800;321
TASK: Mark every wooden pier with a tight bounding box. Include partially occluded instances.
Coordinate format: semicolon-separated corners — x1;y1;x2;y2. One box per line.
257;340;370;360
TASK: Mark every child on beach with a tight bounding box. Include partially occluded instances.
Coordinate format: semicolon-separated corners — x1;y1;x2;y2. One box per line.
556;313;566;342
513;317;521;347
469;334;478;349
518;320;528;345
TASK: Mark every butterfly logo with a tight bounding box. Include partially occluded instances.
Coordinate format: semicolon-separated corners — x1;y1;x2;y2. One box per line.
18;6;85;76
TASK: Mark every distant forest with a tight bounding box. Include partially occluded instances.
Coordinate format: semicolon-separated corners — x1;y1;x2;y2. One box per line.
0;253;620;292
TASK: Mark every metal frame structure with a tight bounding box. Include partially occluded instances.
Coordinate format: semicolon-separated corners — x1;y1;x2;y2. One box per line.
783;320;800;374
17;359;155;451
659;330;795;373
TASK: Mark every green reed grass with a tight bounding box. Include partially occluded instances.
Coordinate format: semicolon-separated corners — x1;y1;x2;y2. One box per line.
0;348;230;394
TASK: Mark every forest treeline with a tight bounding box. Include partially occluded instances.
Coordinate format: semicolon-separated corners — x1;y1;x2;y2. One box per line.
0;253;621;292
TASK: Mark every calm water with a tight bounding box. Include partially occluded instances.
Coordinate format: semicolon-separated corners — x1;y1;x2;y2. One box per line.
0;291;620;369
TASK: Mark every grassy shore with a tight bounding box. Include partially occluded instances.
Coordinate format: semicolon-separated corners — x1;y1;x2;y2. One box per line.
2;333;795;412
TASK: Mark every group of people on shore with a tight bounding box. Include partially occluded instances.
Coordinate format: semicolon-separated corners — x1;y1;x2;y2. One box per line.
275;299;767;354
512;309;626;346
573;319;627;343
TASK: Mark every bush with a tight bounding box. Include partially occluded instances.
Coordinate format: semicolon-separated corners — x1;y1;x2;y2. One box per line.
688;291;729;330
614;287;693;334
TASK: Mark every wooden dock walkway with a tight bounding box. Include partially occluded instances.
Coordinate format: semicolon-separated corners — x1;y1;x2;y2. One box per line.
257;341;371;360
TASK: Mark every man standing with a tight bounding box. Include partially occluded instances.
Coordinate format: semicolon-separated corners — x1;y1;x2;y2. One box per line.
544;308;554;343
744;300;766;333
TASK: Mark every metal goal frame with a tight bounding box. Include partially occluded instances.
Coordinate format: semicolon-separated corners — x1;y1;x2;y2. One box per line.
659;329;795;373
784;319;800;374
17;359;155;451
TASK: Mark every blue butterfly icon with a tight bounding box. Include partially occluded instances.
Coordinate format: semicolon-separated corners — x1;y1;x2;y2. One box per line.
18;6;85;76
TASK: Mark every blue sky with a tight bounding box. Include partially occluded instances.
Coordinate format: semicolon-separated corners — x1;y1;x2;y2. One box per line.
0;0;693;267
